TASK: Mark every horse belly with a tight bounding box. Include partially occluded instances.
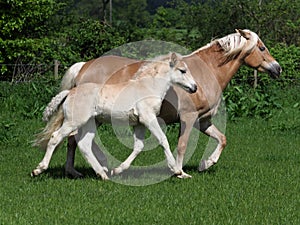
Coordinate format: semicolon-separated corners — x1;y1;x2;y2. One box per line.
96;106;139;126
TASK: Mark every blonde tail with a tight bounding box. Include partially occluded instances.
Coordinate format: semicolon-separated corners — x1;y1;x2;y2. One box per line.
42;90;69;122
33;107;65;151
60;62;85;91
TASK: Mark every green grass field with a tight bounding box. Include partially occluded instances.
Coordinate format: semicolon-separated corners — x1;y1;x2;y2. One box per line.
0;83;299;224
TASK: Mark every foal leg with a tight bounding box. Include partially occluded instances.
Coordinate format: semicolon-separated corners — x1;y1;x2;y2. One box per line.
175;113;198;178
140;113;181;175
76;119;109;180
112;125;146;175
66;131;108;178
198;120;227;172
32;125;73;176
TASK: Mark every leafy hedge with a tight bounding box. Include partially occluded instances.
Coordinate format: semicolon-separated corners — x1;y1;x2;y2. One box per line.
0;20;126;81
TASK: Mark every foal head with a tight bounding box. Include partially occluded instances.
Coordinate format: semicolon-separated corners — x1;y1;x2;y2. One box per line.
168;53;197;93
236;29;282;77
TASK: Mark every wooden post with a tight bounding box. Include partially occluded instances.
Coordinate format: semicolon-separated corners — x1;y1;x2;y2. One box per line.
254;69;258;88
54;60;60;79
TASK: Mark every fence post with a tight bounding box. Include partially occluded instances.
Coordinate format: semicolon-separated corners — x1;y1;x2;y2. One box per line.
253;69;258;88
54;60;60;79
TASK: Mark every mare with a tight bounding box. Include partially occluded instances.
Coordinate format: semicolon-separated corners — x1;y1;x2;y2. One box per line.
61;29;282;178
32;53;197;179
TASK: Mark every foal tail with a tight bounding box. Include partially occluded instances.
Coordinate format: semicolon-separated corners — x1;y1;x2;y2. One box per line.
42;90;70;122
33;107;65;151
60;62;85;90
33;90;70;150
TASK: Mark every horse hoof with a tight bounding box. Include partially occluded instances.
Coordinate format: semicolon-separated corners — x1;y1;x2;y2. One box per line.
103;167;108;173
111;167;122;176
31;169;41;177
199;159;216;172
65;167;84;179
199;160;207;172
97;173;109;180
31;171;37;177
177;171;192;179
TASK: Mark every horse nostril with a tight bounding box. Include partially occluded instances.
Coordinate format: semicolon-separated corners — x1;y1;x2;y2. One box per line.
193;84;197;92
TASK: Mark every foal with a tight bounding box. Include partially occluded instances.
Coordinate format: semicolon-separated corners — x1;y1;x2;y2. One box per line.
32;53;197;179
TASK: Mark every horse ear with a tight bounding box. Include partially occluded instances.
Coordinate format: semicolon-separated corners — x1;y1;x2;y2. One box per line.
170;52;177;68
236;29;251;40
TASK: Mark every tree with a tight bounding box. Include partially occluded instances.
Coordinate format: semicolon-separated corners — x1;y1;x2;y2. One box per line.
113;0;150;27
0;0;61;39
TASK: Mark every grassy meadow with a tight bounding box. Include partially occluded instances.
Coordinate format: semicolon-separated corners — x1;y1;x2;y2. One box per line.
0;81;299;224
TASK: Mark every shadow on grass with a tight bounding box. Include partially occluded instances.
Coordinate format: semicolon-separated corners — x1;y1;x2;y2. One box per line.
40;166;97;179
32;164;218;181
183;164;218;175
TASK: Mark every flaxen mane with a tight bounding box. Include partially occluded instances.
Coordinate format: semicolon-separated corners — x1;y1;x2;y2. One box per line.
188;30;258;64
216;30;258;62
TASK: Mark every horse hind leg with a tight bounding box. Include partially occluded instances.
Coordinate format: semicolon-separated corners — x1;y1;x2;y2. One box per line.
198;121;227;172
32;125;73;176
76;119;109;180
65;127;108;178
65;135;84;178
112;125;146;175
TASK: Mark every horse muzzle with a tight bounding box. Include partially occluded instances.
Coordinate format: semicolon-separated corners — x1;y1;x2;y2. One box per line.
268;62;282;78
188;84;197;93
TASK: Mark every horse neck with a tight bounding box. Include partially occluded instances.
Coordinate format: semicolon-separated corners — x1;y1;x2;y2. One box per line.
193;44;243;90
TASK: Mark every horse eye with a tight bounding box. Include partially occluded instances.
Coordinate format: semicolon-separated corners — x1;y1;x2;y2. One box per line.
179;69;186;74
259;46;266;51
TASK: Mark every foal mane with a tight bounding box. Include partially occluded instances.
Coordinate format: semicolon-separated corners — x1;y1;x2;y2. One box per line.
132;54;171;79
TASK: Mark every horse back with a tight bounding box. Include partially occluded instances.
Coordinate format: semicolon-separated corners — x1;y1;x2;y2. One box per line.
75;56;140;85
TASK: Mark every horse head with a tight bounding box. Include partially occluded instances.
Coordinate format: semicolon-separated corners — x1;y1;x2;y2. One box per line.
237;29;282;78
169;52;197;93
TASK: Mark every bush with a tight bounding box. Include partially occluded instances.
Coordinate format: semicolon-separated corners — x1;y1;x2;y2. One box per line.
223;84;282;120
269;43;300;85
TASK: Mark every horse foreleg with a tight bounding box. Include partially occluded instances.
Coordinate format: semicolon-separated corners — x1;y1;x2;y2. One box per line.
140;114;181;175
112;125;146;175
76;119;109;180
198;120;227;172
176;113;198;178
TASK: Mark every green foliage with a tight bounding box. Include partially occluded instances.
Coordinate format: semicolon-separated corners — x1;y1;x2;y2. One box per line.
0;0;61;39
223;84;282;120
269;43;300;84
162;0;300;50
113;0;150;27
0;37;79;81
65;20;127;60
